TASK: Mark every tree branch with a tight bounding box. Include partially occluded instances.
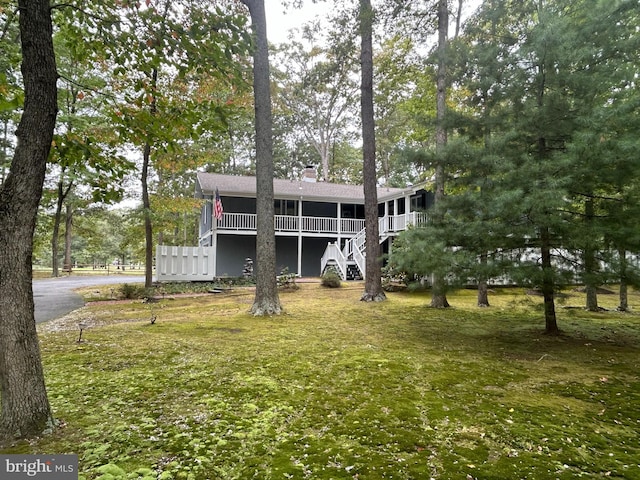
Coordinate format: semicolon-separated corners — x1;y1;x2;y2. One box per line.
570;190;624;202
0;7;18;43
57;72;117;100
49;3;103;22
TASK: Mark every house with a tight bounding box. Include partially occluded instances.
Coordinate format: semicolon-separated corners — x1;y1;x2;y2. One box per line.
155;168;433;281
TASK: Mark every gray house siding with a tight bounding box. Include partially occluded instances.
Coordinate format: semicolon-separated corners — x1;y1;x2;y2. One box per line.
302;237;334;276
217;235;255;277
216;234;333;277
276;237;298;275
200;194;213;245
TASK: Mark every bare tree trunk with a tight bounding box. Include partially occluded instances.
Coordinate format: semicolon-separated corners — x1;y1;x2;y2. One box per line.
541;227;559;334
320;138;330;183
63;202;73;272
431;0;450;308
0;0;56;445
477;252;490;307
142;141;154;288
142;67;159;289
242;0;282;315
534;47;558;334
477;55;494;308
618;248;628;312
51;201;61;277
454;0;463;38
359;0;385;302
584;198;599;311
51;173;73;277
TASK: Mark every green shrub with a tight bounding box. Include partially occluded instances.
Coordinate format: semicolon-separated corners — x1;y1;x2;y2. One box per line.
119;283;148;299
321;269;341;288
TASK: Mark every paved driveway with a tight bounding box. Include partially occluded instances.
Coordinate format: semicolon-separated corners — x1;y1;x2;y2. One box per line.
33;275;145;323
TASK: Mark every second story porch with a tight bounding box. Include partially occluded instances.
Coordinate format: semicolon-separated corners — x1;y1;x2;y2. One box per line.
204;211;427;238
196;171;434;247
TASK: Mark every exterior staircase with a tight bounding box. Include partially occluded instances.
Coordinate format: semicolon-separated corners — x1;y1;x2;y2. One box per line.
321;216;401;281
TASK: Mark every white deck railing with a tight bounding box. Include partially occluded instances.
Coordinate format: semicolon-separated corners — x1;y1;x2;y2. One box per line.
214;212;365;235
380;211;428;235
213;212;425;235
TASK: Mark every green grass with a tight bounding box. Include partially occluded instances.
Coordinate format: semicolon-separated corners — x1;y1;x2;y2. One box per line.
6;285;640;479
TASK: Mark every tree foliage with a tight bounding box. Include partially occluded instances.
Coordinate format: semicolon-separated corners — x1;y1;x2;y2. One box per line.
390;0;640;332
66;0;253;287
272;17;359;182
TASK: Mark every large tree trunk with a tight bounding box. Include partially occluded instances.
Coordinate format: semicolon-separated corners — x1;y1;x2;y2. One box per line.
477;252;490;307
431;0;450;308
534;48;558;334
1;120;9;183
360;0;385;302
540;227;559;335
242;0;282;315
0;0;57;444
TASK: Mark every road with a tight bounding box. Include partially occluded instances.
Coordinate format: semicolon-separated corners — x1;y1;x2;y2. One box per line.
33;275;145;323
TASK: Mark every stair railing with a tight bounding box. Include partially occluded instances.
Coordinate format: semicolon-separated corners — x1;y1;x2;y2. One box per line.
344;216;387;280
320;242;347;280
322;213;428;281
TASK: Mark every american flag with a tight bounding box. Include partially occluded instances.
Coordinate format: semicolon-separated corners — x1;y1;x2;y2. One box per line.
214;188;223;221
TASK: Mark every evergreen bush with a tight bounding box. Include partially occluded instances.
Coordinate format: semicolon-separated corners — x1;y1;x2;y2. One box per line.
321;269;341;288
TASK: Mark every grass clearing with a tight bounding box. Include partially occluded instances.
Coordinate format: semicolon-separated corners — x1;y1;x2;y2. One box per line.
5;284;640;479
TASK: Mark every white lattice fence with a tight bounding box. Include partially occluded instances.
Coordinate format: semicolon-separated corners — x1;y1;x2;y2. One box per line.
156;246;215;282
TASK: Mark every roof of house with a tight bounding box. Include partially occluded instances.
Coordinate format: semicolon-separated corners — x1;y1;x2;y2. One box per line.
196;172;421;203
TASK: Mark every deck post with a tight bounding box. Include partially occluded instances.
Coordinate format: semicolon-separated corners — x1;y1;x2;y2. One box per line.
212;224;218;277
337;202;342;247
298;198;303;275
297;235;303;276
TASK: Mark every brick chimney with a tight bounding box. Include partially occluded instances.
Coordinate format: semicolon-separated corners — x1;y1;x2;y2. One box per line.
302;165;317;183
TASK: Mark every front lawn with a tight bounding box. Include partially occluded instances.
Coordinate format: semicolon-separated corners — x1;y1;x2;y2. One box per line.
6;284;640;479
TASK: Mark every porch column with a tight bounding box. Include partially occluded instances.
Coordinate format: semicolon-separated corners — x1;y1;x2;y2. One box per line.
212;229;218;277
297;198;303;275
337;202;342;247
384;201;389;234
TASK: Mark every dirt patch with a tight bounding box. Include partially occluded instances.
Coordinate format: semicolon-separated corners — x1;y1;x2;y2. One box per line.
85;292;223;307
572;286;616;295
